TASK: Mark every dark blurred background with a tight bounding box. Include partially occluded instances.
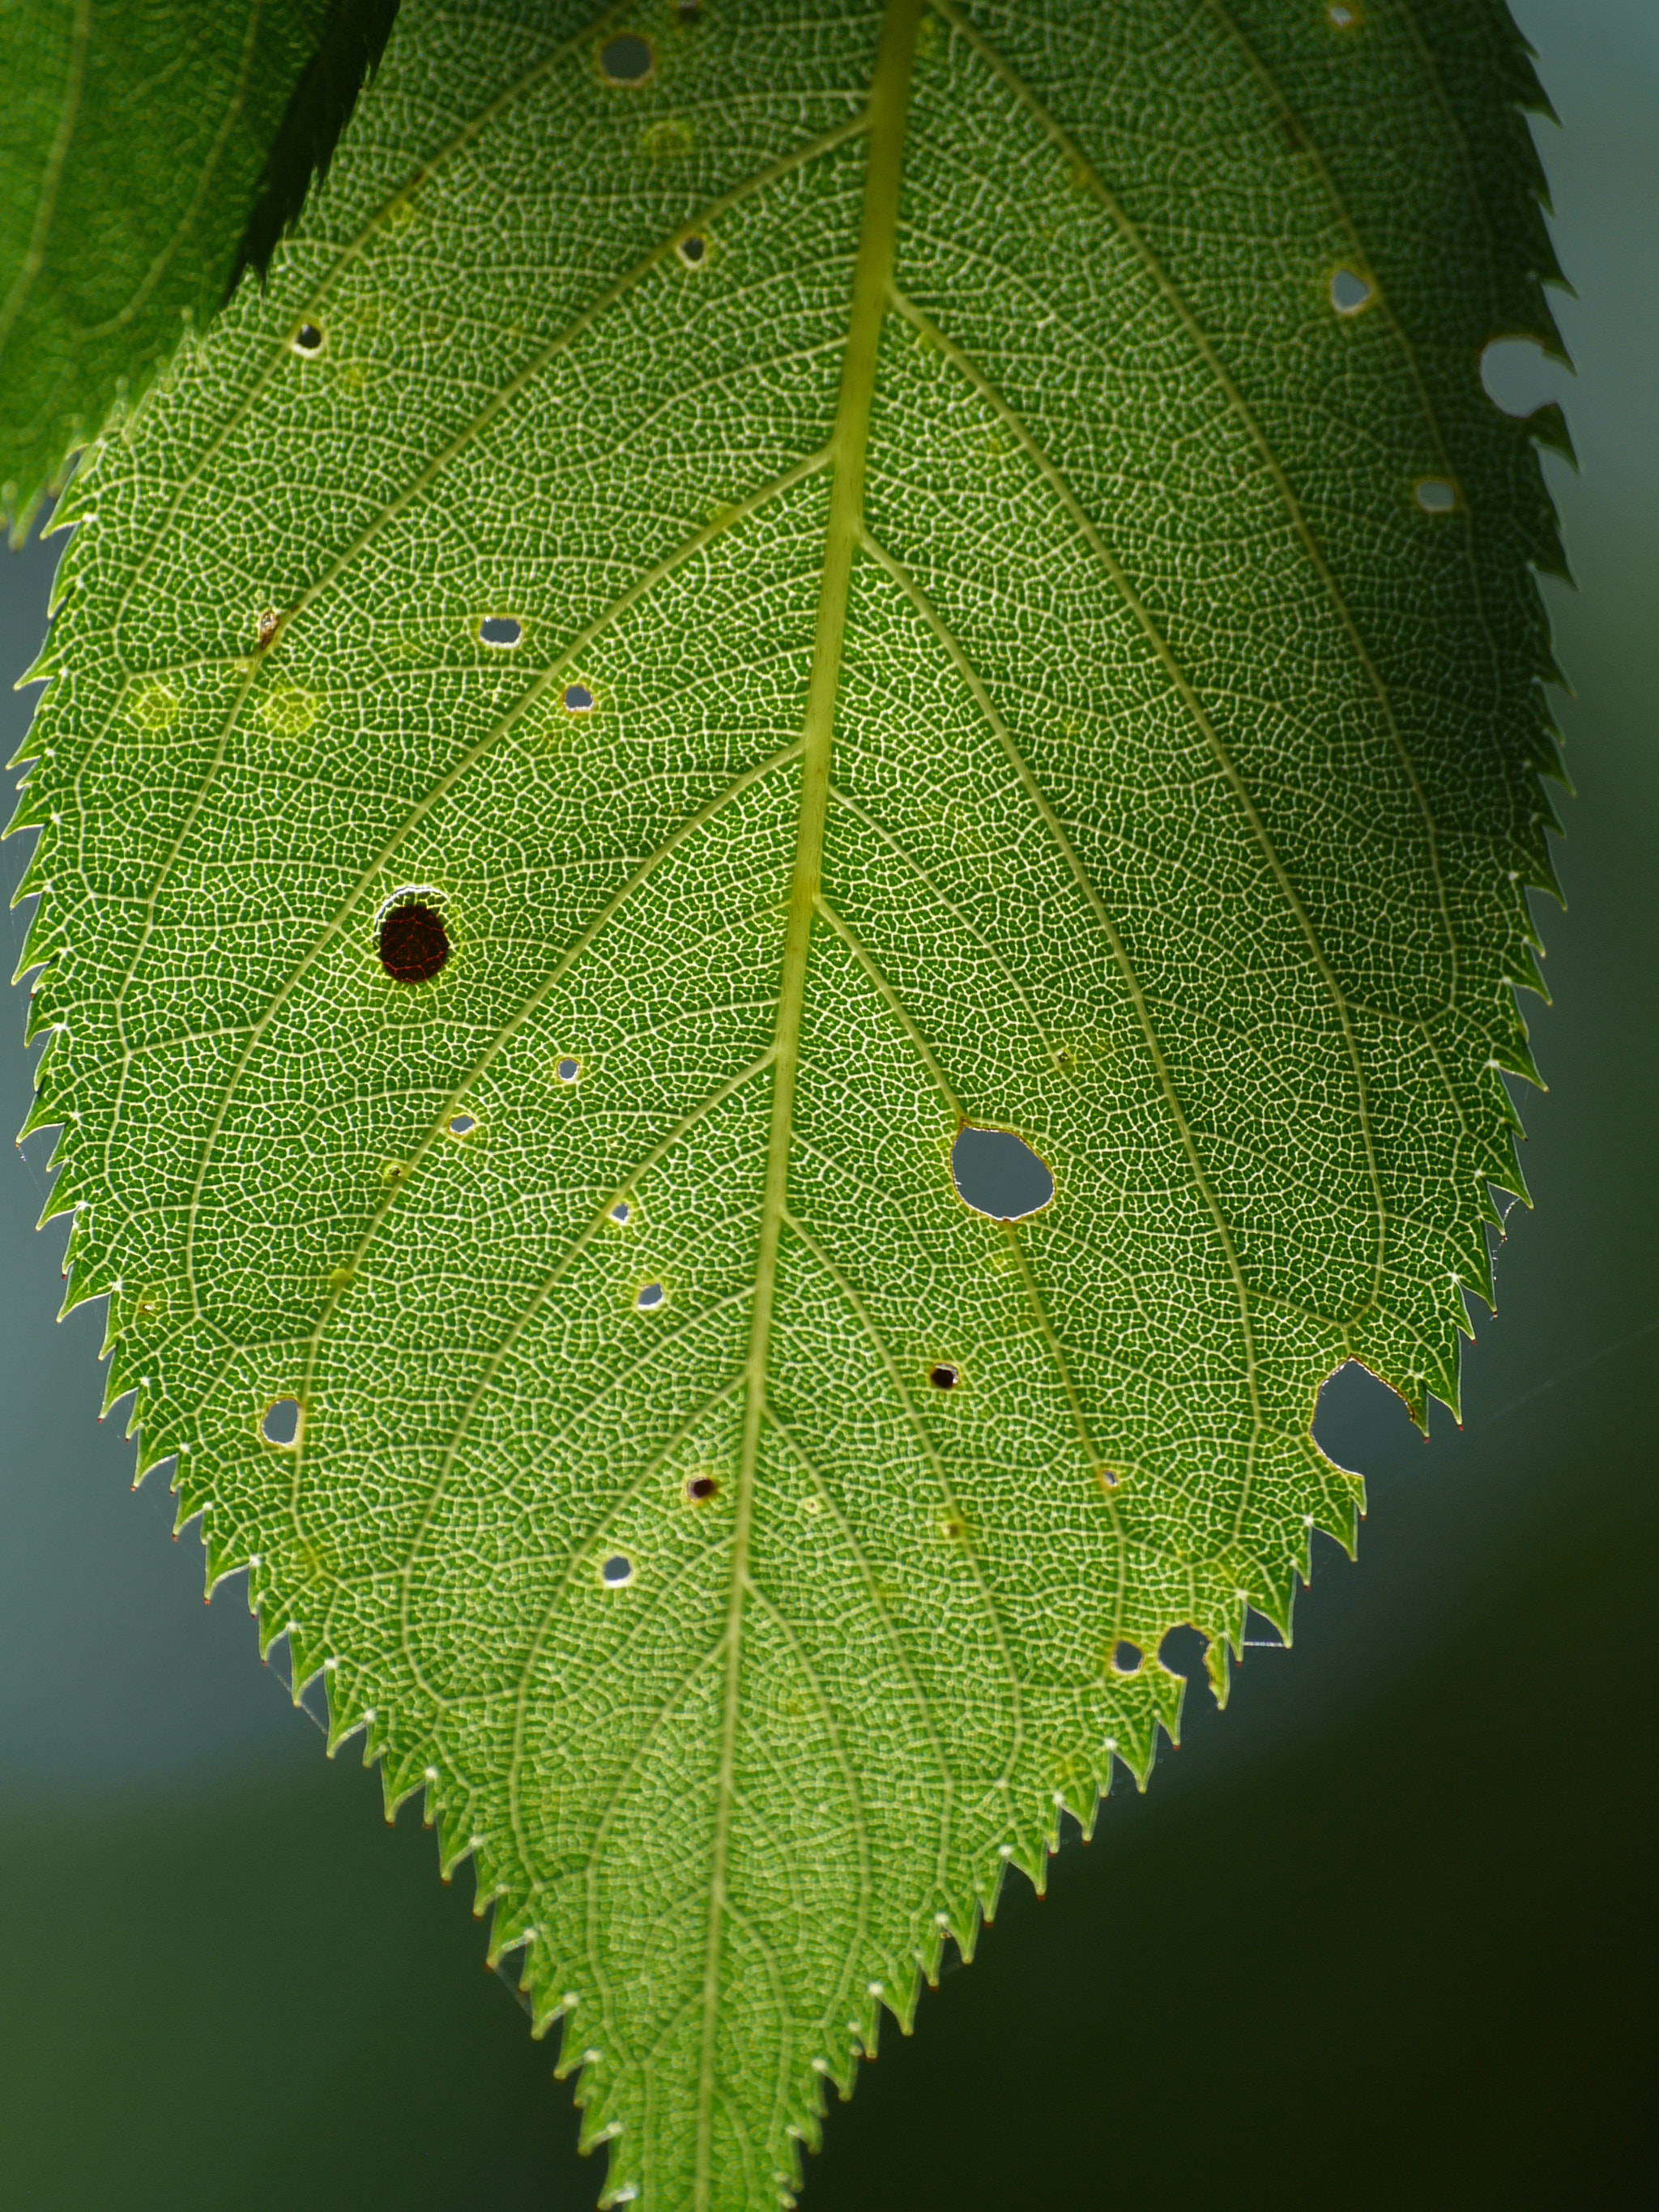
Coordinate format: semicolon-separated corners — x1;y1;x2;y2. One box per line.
1;3;1653;2205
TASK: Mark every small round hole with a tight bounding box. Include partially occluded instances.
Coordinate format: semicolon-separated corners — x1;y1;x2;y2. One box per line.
555;1057;580;1084
1414;475;1458;513
261;1398;301;1447
378;901;450;982
676;233;708;268
929;1363;958;1390
609;1200;631;1224
636;1282;665;1311
600;1553;634;1587
446;1111;477;1137
292;322;324;356
1111;1640;1143;1675
599;33;653;83
479;615;522;648
563;682;595;713
1327;3;1358;25
1328;267;1371;314
685;1473;718;1502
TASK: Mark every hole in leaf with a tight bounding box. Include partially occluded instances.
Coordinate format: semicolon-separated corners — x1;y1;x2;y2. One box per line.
636;1282;665;1311
563;682;595;713
929;1363;958;1391
1111;1640;1143;1675
685;1473;718;1502
446;1112;477;1137
600;1553;634;1587
1414;476;1457;513
1328;267;1371;313
1481;335;1569;419
378;901;450;982
479;615;522;648
676;233;707;268
599;33;653;83
292;322;324;356
1327;3;1358;24
950;1127;1055;1220
609;1200;631;1224
555;1057;579;1084
262;1398;301;1447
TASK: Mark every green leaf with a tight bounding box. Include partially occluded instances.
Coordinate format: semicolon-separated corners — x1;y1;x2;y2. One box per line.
0;0;400;542
10;0;1567;2204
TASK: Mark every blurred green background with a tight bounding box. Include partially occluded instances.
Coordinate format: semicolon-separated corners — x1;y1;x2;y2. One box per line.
1;4;1653;2205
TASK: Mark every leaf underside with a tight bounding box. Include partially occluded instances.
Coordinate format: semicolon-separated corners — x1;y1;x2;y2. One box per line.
11;2;1567;2206
0;0;397;542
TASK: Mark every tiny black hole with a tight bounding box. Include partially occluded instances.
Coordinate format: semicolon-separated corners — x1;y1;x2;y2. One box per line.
379;901;450;982
930;1363;958;1390
678;234;707;266
293;322;323;355
599;33;653;83
685;1474;718;1502
1112;1640;1144;1675
601;1553;633;1586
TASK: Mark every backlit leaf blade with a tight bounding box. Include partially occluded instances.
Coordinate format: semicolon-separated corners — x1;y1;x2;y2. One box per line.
0;0;399;542
10;2;1566;2206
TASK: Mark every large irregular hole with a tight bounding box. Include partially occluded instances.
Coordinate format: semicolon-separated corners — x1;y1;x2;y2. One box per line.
599;32;653;83
1328;267;1371;314
1481;335;1570;419
261;1398;301;1446
950;1127;1054;1221
378;901;450;982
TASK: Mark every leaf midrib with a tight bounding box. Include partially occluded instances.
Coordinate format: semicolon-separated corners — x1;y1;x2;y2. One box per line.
695;0;924;2196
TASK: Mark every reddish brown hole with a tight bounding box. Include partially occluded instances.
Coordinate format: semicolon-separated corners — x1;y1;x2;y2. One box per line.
930;1364;957;1390
379;902;449;982
685;1474;718;1502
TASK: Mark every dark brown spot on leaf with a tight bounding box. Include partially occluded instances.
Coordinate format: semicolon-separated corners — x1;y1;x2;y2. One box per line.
379;901;449;982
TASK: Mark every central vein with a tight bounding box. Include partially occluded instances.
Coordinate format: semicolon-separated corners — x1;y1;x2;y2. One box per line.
693;0;925;2193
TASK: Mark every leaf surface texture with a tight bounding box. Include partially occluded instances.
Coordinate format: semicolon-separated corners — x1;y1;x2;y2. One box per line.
12;2;1567;2204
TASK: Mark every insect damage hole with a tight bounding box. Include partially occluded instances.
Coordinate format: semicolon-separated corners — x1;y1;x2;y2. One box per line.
1328;267;1371;313
1414;476;1459;513
261;1399;301;1447
599;33;653;83
676;232;708;268
684;1473;719;1502
635;1282;666;1311
292;322;325;356
929;1363;958;1391
950;1127;1055;1221
479;615;522;648
608;1200;631;1225
554;1056;580;1084
378;901;450;982
600;1554;635;1587
446;1111;477;1138
1111;1641;1143;1675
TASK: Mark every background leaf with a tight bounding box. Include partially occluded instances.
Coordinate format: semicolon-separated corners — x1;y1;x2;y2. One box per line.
9;2;1569;2206
0;0;399;541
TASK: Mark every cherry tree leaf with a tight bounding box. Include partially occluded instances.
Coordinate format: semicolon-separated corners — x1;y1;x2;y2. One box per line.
10;2;1567;2205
